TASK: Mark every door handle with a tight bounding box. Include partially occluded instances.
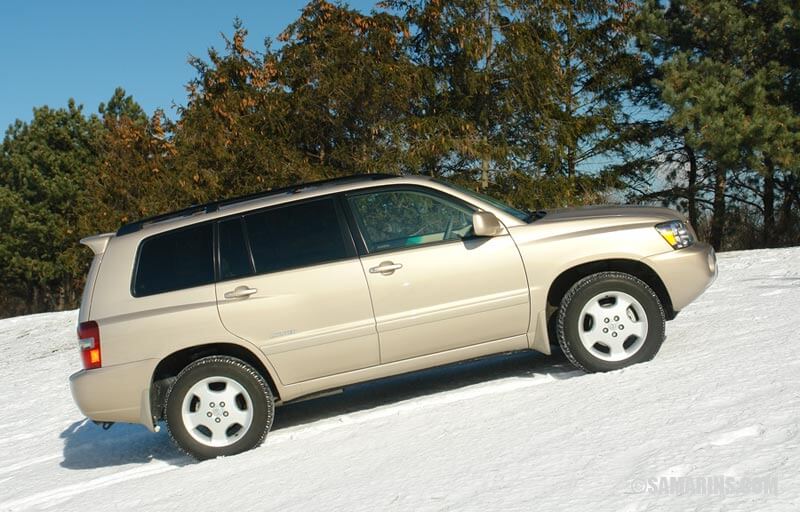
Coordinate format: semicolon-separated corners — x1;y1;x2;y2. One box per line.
369;261;403;275
223;286;258;299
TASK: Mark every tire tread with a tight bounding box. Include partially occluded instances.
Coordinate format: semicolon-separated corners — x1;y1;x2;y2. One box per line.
165;355;274;460
556;271;666;373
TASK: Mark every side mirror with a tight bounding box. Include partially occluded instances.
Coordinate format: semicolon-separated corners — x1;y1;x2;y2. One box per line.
472;211;505;237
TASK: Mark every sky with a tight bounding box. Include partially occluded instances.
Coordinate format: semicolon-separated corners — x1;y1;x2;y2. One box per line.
0;0;376;131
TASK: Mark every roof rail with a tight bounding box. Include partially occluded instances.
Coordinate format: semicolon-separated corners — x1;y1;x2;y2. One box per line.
115;173;397;236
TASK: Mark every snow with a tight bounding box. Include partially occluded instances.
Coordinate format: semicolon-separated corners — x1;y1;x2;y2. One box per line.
1;248;799;511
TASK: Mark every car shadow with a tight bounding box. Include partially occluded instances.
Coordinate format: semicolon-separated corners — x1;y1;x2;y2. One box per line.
60;347;579;470
272;348;577;431
59;419;190;470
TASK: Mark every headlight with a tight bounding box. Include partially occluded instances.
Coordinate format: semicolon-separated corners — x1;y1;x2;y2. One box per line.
655;220;694;249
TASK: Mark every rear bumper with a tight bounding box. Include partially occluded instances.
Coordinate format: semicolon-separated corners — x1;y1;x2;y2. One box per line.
643;242;717;313
69;358;159;431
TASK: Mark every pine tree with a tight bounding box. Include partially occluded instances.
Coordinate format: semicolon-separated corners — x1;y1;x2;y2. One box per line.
0;101;103;313
276;0;420;177
632;0;800;250
385;0;511;183
174;19;299;201
503;0;641;180
91;88;179;233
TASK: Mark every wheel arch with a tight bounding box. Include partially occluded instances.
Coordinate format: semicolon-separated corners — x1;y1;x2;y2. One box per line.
546;259;675;343
150;342;281;422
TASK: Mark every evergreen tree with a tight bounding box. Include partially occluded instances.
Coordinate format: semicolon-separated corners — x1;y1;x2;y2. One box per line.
504;0;641;180
0;101;103;313
636;0;800;250
387;0;637;207
175;6;420;197
91;88;179;232
385;0;511;183
276;0;419;176
2;0;800;318
174;19;298;202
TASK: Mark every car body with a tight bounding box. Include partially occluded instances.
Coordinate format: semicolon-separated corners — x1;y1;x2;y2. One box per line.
70;174;717;458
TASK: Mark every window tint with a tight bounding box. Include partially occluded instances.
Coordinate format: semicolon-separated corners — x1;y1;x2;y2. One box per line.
244;198;350;274
348;190;474;252
134;223;214;296
434;179;530;221
219;218;254;280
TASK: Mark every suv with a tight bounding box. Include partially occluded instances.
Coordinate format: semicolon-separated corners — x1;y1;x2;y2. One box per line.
70;174;716;459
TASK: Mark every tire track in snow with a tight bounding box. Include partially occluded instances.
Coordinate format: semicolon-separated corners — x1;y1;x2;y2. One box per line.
0;461;178;511
0;433;37;447
0;369;576;510
268;370;580;445
0;454;61;477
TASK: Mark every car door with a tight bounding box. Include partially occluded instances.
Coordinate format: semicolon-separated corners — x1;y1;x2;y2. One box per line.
344;186;530;363
214;196;380;385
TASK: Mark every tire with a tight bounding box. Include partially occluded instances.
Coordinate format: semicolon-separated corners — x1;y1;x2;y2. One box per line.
165;356;274;460
557;272;666;373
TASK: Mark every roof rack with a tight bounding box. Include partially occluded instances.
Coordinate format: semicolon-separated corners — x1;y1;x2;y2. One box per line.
116;173;398;236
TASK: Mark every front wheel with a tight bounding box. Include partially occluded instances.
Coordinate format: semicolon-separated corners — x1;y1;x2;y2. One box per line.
557;272;666;373
165;356;274;460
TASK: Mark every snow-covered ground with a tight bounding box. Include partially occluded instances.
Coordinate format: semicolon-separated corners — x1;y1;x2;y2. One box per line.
1;248;799;511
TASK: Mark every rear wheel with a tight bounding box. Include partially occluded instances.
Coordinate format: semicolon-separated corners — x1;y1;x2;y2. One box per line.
165;356;274;460
557;272;666;372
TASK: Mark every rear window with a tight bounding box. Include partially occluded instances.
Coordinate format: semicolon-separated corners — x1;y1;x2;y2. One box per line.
133;223;214;297
244;198;350;274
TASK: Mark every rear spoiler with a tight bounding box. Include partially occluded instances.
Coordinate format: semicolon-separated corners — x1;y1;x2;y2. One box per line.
80;233;114;256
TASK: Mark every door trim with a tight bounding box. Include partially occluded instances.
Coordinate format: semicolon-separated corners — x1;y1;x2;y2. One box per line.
277;333;530;403
376;289;529;333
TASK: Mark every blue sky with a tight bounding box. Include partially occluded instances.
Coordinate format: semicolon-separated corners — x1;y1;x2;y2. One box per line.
0;0;376;131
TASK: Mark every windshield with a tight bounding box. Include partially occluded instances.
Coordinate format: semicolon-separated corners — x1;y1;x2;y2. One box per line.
434;179;531;222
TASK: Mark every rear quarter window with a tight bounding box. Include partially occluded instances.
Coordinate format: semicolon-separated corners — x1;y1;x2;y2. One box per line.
133;223;214;297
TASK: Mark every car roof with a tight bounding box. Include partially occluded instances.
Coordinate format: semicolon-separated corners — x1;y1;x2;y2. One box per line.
115;173;432;238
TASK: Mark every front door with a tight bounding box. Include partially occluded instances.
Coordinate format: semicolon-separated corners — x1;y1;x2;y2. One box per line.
345;187;530;363
215;197;380;384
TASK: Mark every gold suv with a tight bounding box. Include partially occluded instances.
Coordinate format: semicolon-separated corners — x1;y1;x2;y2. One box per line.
70;174;716;459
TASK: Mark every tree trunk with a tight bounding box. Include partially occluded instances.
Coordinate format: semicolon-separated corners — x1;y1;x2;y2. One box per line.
480;1;494;191
777;173;796;242
762;157;775;247
56;284;66;312
685;144;698;229
481;135;489;190
481;154;489;190
710;165;727;251
567;145;576;179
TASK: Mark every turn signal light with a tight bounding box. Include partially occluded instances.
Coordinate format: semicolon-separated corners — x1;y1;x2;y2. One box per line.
77;321;102;370
655;220;694;250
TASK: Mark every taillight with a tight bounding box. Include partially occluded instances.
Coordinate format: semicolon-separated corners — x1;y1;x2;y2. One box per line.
77;321;102;370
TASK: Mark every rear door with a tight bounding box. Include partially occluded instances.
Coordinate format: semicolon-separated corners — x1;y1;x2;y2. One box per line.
344;186;530;363
215;197;380;385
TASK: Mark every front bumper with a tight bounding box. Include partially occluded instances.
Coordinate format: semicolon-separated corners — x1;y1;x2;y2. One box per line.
643;242;717;313
69;358;159;431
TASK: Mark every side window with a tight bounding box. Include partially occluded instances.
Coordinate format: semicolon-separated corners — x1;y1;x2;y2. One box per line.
347;189;474;252
133;223;214;297
243;197;351;274
218;218;254;280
